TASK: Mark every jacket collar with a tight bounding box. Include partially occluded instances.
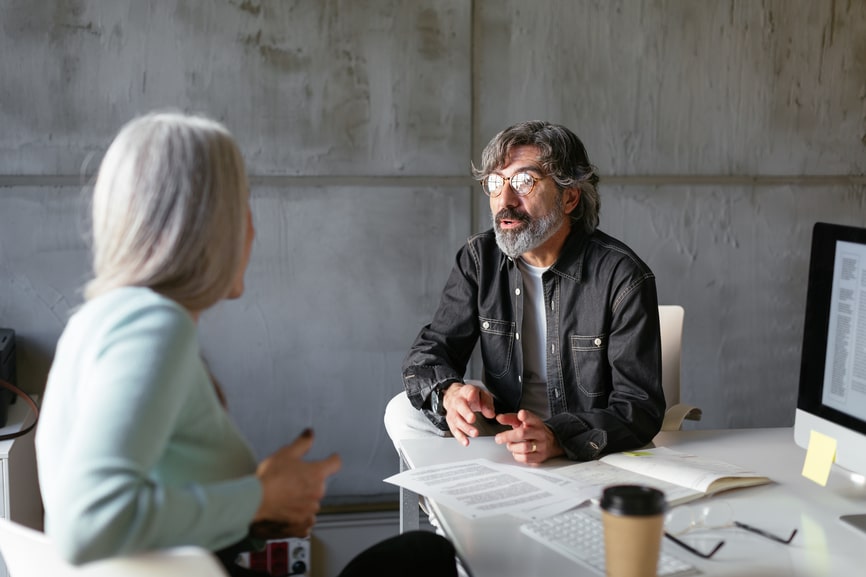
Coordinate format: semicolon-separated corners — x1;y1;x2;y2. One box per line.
498;217;591;282
549;218;590;283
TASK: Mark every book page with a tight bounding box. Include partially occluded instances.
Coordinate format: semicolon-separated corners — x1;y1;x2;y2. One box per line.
600;446;769;493
553;459;702;506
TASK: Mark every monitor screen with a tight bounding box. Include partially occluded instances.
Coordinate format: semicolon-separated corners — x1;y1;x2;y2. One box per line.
794;222;866;480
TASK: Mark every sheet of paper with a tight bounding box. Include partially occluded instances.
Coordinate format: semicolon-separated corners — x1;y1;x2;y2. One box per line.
384;459;587;519
801;429;836;486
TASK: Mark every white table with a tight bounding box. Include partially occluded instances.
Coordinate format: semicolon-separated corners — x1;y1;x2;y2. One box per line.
399;428;866;577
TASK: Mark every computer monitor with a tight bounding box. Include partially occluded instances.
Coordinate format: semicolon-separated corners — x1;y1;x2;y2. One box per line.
794;222;866;533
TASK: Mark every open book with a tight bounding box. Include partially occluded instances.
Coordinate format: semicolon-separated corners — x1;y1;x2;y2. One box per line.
553;446;771;507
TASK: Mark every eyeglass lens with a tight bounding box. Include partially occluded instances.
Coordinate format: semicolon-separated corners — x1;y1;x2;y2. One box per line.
665;502;733;535
664;504;731;559
483;172;535;196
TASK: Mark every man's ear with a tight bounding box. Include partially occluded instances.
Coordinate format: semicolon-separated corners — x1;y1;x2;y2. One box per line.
562;187;581;215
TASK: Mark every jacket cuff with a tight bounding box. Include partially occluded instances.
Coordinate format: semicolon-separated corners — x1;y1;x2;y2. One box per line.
546;414;607;461
402;365;462;408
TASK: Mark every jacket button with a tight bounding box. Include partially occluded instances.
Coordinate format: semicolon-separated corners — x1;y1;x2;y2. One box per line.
589;442;599;450
515;288;521;296
515;333;520;340
482;321;490;329
594;338;602;346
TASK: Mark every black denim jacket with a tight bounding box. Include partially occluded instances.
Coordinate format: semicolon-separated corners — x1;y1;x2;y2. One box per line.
402;223;665;461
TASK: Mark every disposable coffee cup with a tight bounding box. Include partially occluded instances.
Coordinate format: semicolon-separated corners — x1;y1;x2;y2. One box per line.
600;485;667;577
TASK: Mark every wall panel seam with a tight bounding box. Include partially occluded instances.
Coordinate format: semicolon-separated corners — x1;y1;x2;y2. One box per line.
1;175;864;188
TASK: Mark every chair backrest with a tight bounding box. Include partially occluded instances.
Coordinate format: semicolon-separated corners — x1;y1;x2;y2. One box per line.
0;517;228;577
658;305;684;407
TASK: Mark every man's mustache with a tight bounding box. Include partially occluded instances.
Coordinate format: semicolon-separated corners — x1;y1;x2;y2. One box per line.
495;208;530;225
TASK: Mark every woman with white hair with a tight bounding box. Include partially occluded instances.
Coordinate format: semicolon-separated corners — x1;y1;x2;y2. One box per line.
35;112;457;577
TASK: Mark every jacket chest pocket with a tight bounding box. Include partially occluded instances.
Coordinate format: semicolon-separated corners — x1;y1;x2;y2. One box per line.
570;334;608;398
479;317;515;378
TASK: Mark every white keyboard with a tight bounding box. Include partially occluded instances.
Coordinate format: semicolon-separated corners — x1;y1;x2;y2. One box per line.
520;507;699;577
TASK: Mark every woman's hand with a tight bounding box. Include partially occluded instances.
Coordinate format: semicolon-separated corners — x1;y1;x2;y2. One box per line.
253;429;342;537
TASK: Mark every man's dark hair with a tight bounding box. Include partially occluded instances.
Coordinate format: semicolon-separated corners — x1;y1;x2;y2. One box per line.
474;121;601;234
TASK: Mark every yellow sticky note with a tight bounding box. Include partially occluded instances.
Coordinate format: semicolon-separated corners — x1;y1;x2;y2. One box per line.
801;429;837;486
622;451;654;457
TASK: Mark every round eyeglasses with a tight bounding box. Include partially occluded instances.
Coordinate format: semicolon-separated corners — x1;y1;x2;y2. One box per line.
480;172;543;197
664;501;797;559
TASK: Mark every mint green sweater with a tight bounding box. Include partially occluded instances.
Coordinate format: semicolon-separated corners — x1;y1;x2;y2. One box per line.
36;287;262;564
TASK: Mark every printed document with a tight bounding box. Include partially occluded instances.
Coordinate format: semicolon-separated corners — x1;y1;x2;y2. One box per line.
384;458;589;519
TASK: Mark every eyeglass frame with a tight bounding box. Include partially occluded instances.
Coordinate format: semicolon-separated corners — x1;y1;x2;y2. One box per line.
664;510;798;559
479;171;548;198
665;521;797;559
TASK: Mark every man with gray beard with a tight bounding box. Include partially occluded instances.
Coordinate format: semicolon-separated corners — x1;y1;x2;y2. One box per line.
384;121;664;464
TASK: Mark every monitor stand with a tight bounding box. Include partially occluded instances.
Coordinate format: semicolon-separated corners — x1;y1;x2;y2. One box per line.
841;514;866;534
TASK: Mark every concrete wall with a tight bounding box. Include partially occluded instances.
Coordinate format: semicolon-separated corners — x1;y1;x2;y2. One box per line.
1;0;864;504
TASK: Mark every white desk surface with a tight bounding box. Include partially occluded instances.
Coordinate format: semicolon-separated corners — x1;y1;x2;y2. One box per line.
399;428;866;577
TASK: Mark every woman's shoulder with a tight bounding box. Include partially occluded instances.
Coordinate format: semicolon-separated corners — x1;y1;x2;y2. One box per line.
70;287;195;342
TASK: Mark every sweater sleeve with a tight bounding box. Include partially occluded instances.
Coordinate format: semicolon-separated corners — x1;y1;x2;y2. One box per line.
46;299;262;564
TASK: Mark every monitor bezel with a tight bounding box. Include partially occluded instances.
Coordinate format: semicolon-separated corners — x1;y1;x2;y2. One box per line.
797;221;866;438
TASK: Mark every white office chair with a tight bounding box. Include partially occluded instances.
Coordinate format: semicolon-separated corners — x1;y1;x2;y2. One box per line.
658;305;701;431
0;517;229;577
